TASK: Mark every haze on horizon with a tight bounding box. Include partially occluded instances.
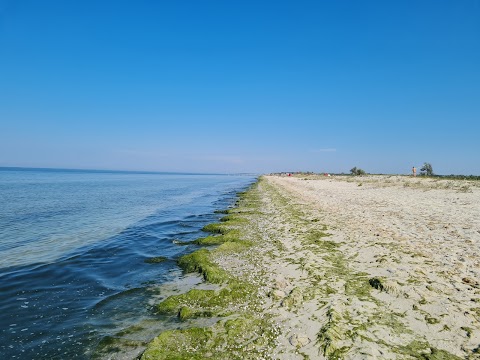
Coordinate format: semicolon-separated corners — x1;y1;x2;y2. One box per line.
1;1;479;175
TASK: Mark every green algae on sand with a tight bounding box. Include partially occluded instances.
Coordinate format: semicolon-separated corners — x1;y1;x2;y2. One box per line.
141;315;277;360
141;180;279;359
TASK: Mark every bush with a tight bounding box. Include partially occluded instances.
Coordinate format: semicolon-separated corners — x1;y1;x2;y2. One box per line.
420;163;434;176
350;167;366;176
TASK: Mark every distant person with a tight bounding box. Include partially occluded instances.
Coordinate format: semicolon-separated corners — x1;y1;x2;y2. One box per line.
412;166;416;177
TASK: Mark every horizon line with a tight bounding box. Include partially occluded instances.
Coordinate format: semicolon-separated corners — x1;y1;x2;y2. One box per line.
0;166;260;176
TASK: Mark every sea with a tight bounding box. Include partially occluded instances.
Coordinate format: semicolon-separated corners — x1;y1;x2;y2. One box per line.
0;167;256;359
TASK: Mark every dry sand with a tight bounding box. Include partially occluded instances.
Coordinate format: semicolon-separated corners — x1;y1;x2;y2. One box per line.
237;175;480;359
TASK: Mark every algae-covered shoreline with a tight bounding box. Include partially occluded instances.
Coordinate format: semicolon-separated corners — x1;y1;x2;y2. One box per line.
140;178;281;359
103;175;480;359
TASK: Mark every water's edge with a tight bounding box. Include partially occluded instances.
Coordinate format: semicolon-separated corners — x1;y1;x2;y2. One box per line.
0;170;256;359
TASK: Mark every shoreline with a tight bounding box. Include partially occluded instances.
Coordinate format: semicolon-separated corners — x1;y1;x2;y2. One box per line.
134;175;479;359
139;179;280;359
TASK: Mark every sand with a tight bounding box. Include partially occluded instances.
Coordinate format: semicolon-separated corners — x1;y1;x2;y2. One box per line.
233;175;480;359
141;174;480;359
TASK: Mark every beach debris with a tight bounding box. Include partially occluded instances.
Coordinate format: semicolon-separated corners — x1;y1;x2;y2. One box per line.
289;333;310;347
281;287;304;309
274;275;288;290
369;278;384;291
369;277;399;294
462;277;480;289
318;306;344;358
270;289;286;300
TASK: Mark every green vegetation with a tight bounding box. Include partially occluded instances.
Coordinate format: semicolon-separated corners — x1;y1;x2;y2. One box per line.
214;209;230;214
420;162;434;176
157;282;255;320
193;229;241;246
435;174;480;180
201;223;229;234
177;249;228;283
141;315;277;360
192;235;226;245
281;287;304;309
318;307;347;359
350;167;366;176
141;182;280;359
141;327;213;360
144;256;168;264
395;340;462;360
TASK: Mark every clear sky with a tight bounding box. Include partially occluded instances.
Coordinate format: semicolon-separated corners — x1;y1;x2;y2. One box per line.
1;0;479;174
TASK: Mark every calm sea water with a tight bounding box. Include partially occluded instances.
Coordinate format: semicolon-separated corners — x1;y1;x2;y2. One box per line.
0;168;255;359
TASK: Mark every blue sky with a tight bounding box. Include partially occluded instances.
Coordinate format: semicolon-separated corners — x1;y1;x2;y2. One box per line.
1;0;479;174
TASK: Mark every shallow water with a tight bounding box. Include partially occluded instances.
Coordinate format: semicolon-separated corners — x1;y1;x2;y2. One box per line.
0;168;255;359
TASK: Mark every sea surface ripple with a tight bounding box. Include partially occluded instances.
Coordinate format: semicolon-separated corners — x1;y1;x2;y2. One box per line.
0;168;255;359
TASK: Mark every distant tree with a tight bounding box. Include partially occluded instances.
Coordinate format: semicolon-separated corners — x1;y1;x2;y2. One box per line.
420;162;434;176
350;167;366;176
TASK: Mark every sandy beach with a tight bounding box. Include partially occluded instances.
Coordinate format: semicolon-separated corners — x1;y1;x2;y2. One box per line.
142;175;480;359
261;175;480;359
